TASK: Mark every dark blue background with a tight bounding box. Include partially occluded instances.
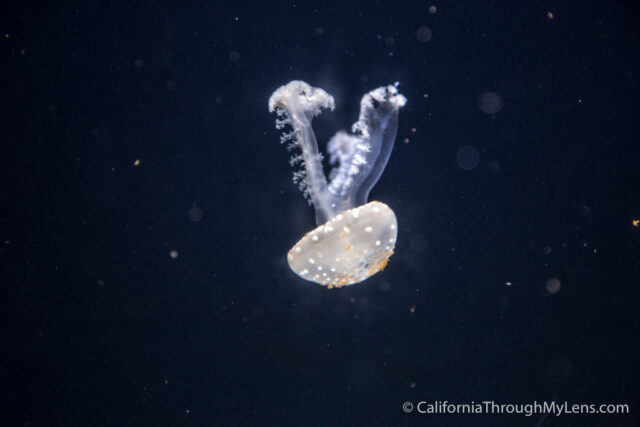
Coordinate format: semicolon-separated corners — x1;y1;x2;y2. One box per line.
1;1;639;425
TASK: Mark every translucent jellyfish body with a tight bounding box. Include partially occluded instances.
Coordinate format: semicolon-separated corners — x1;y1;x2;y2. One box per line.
268;80;406;287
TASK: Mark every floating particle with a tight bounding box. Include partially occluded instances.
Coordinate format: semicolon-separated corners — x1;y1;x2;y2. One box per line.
456;146;480;170
429;5;437;14
133;159;140;166
488;160;501;173
134;59;144;68
546;277;561;294
170;250;178;259
188;206;203;222
546;11;554;20
477;91;504;114
416;26;432;43
632;219;639;228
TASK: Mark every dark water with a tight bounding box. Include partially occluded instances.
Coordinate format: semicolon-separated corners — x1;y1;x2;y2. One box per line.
1;1;639;425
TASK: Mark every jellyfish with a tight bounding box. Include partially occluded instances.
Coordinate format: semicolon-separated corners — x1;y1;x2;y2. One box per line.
268;80;406;287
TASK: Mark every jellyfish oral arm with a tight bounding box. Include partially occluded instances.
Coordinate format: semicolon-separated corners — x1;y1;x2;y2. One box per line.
269;81;335;222
268;80;406;286
340;84;406;207
269;81;406;225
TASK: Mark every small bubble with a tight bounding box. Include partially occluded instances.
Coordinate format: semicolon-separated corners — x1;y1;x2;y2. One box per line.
546;277;561;294
456;146;480;170
579;205;591;215
477;91;504;114
385;36;395;47
488;160;501;173
409;381;417;388
228;51;240;61
188;206;203;222
416;26;432;42
429;5;437;14
97;279;106;286
543;246;552;255
134;59;144;68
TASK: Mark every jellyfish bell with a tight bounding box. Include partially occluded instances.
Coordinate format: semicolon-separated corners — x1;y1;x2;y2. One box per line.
288;201;397;287
269;80;406;287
